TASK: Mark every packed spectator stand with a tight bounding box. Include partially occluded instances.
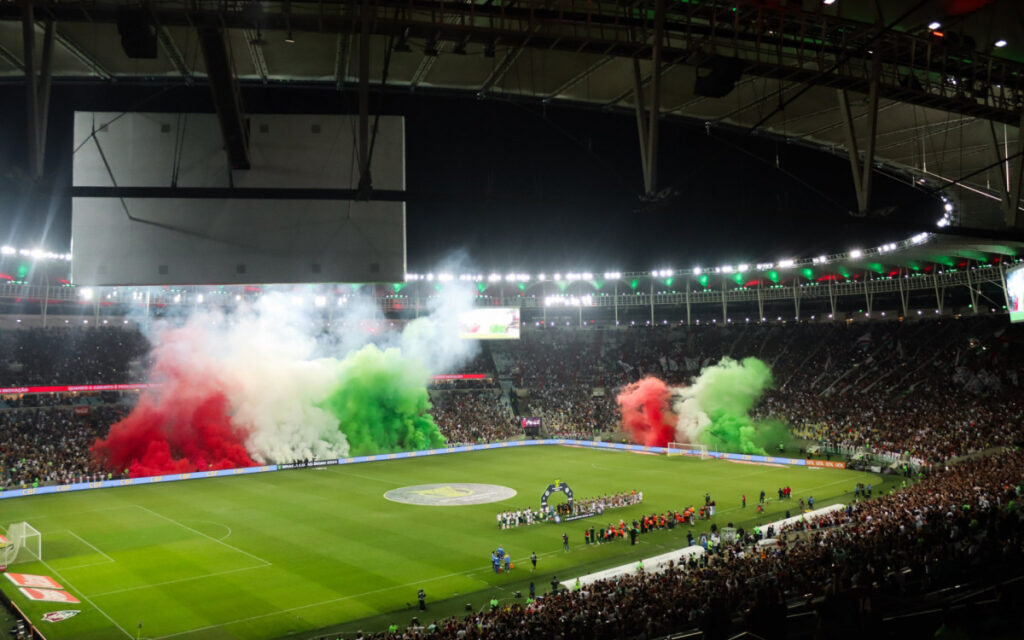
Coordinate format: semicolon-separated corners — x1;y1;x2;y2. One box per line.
2;317;1023;489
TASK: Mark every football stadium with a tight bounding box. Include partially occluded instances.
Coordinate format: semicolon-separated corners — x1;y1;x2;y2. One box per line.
1;1;1024;639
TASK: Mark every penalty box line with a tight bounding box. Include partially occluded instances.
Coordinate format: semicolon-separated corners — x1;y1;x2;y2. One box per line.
0;525;134;640
132;505;273;568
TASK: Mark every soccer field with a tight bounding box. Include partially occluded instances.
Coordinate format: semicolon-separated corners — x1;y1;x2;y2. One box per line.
0;446;884;639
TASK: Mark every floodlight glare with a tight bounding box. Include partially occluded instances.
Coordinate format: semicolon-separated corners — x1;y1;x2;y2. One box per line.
693;267;702;275
928;21;941;30
995;39;1007;48
849;249;863;258
314;295;327;308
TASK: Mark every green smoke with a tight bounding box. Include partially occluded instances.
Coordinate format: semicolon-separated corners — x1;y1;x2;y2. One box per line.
681;357;790;455
319;344;446;456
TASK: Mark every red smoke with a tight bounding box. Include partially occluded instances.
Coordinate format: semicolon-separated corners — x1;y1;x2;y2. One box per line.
92;391;255;478
616;376;678;447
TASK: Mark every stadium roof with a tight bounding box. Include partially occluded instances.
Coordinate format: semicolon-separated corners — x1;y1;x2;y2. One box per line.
1;0;1022;232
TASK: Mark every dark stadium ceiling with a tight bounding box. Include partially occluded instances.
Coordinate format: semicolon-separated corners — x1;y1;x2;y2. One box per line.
0;0;1022;231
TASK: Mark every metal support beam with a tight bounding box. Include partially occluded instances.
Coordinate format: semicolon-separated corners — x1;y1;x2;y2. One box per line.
243;28;269;84
721;284;727;324
632;58;650;193
546;56;612;99
0;42;23;71
197;26;250;170
897;268;909;317
356;0;372;199
334;31;351;91
792;280;800;320
989;115;1024;229
646;0;665;198
52;29;113;80
21;4;55;180
22;1;38;178
649;280;655;326
156;26;193;85
965;264;979;313
479;46;525;96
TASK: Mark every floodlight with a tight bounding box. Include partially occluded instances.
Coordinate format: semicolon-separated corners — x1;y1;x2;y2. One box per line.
0;246;13;255
849;249;863;258
944;203;953;212
928;21;941;30
778;259;795;268
693;267;702;275
79;288;93;301
197;294;204;303
737;264;749;272
314;295;327;308
995;39;1007;48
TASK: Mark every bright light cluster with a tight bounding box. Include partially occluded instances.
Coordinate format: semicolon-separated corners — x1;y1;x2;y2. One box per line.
544;294;593;307
1;246;72;261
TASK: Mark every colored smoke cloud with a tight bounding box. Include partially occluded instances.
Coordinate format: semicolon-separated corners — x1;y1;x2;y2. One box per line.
616;377;677;447
617;357;784;454
93;282;476;477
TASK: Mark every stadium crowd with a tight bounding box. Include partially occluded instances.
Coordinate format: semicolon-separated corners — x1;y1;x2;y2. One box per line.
0;316;1022;483
0;327;149;386
0;405;127;489
356;449;1024;640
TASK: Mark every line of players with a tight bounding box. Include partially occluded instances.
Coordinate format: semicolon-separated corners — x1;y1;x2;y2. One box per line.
496;490;644;529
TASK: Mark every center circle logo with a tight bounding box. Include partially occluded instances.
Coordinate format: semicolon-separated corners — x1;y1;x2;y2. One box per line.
384;483;517;506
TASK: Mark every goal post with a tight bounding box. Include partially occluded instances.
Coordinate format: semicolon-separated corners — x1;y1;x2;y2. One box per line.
666;442;709;459
1;522;42;568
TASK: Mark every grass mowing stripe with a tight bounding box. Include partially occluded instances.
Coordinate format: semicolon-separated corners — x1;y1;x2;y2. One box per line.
66;529;116;564
132;505;273;567
152;547;571;640
91;565;269;598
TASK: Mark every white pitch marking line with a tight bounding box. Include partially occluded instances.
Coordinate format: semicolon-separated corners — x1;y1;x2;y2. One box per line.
91;565;268;598
0;525;133;640
67;529;116;564
133;505;272;567
155;548;570;639
156;472;876;638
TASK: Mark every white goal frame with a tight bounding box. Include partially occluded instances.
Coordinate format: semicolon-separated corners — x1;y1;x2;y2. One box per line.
1;522;42;567
666;442;709;459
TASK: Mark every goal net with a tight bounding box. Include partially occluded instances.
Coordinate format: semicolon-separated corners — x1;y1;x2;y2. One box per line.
666;442;709;459
1;522;42;568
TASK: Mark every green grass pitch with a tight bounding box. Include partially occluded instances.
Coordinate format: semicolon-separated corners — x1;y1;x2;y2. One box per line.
0;446;887;639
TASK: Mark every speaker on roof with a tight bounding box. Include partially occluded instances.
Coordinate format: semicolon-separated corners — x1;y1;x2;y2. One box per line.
694;56;745;98
117;8;158;59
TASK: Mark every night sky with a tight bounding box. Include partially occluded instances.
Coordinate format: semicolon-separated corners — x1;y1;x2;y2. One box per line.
0;82;942;274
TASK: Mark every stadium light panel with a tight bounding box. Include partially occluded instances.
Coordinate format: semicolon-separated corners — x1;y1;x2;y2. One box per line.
582;272;593;281
0;246;14;255
737;264;749;272
928;21;941;30
538;273;546;281
197;294;204;303
554;273;562;281
314;295;327;308
778;259;795;268
995;39;1007;47
944;203;953;212
849;249;863;258
693;267;702;275
720;265;734;273
173;294;181;303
